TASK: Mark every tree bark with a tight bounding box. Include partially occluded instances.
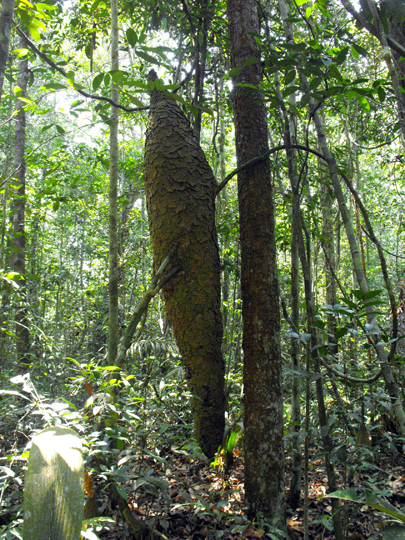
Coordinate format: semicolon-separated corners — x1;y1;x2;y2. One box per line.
227;0;285;523
108;0;119;365
0;0;14;101
11;36;30;363
144;70;225;459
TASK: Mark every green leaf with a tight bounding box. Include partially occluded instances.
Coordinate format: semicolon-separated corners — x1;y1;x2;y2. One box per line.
378;86;386;102
163;91;184;103
56;125;65;135
92;73;104;92
282;85;300;97
284;69;296;85
309;76;322;91
363;289;382;301
155;78;164;91
198;32;203;47
27;22;41;42
228;67;241;77
137;50;160;65
112;70;125;84
128;95;145;107
352;43;368;58
126;27;137;47
243;57;259;67
227;422;243;454
351;45;359;61
236;82;258;90
352;289;364;301
328;488;357;502
43;82;68;91
354;91;370;112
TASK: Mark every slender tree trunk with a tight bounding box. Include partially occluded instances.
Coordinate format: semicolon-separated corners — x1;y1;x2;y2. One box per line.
108;0;119;365
293;195;345;540
144;70;225;459
276;0;302;510
11;36;30;363
227;0;285;523
0;0;14;101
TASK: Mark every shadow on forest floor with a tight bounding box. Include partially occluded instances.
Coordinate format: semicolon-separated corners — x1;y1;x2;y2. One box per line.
92;445;405;540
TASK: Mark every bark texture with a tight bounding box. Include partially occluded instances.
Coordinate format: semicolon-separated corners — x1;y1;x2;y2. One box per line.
108;0;119;366
12;37;30;362
227;0;285;522
144;70;225;459
0;0;14;101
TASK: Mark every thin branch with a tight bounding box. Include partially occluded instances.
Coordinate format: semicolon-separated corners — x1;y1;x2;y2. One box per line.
115;245;181;369
319;357;383;384
339;0;405;58
13;25;148;113
216;144;326;194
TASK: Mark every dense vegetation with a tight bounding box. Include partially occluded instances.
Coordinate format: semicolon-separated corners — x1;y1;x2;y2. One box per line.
1;0;405;538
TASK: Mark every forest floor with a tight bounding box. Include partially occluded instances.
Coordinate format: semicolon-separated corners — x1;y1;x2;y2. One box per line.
94;443;405;540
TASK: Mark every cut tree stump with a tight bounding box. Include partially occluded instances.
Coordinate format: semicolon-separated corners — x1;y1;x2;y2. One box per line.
23;425;84;540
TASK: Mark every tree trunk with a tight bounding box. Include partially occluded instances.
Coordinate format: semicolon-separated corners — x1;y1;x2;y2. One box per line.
227;0;285;523
108;0;119;365
144;70;225;459
11;36;30;363
0;0;14;101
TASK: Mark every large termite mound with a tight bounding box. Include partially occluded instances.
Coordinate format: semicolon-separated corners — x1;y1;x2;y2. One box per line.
144;70;225;459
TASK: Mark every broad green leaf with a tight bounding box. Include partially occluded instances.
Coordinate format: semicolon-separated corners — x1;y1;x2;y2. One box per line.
128;95;145;107
328;489;357;502
126;27;137;47
284;69;296;85
43;83;68;91
243;57;259;67
163;91;184;103
92;73;104;92
27;22;41;42
56;125;65;135
282;85;300;97
378;87;386;102
352;289;364;301
137;50;159;65
155;78;164;91
354;91;370;112
352;43;368;58
228;67;241;77
363;290;382;301
351;45;359;61
112;70;125;84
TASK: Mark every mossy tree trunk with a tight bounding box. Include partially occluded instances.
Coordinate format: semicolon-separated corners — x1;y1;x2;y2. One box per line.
144;71;225;459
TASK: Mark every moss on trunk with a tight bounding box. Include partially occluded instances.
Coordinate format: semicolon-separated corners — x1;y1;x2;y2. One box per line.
144;70;225;459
